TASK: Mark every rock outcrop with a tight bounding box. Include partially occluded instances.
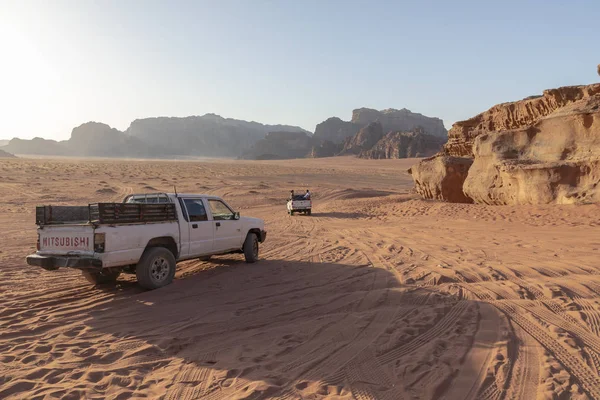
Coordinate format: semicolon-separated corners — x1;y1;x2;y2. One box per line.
3;137;69;156
0;149;16;158
360;128;446;159
409;155;473;203
3;115;309;158
314;108;447;144
240;131;315;160
127;114;309;158
313;117;361;144
410;83;600;205
352;108;447;138
307;140;341;158
339;122;384;155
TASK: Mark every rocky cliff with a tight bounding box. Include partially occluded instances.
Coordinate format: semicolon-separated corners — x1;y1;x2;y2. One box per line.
410;83;600;205
360;128;446;159
0;149;16;158
3;137;69;156
339;122;384;155
240;131;316;160
307;140;341;158
126;114;309;158
314;108;447;144
313;117;360;144
352;108;447;138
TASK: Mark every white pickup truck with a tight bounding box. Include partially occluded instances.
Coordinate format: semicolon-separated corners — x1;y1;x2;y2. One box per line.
26;193;267;290
287;194;312;216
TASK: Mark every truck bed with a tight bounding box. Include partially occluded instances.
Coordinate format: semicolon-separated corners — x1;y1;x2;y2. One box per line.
36;203;177;226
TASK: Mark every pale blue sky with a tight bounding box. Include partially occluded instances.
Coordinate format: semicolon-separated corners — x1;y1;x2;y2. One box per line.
0;0;598;140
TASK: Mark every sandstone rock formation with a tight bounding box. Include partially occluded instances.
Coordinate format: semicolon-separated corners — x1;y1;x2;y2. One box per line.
307;140;341;158
360;128;446;159
3;115;308;158
339;122;384;155
409;155;473;203
240;131;315;160
3;137;69;156
126;114;309;158
313;117;360;144
314;108;447;144
410;83;600;205
0;149;16;158
352;108;447;138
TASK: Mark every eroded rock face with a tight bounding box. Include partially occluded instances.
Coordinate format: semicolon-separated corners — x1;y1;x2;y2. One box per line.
339;122;384;155
240;131;315;160
307;140;341;158
352;108;447;138
0;149;16;158
445;84;600;157
314;108;447;144
411;83;600;205
313;117;361;144
463;98;600;204
360;128;446;159
409;155;474;203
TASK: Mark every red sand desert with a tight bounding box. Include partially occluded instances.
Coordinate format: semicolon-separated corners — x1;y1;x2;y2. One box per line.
1;156;600;399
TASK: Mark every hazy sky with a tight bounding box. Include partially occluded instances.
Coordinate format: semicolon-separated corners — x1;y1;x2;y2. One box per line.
1;0;598;140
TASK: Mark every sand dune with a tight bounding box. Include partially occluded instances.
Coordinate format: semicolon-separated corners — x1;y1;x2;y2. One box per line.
1;156;599;399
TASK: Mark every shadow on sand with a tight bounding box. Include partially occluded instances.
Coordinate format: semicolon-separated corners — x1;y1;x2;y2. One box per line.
75;258;493;399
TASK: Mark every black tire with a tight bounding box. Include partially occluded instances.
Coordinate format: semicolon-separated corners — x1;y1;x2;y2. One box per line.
243;233;259;263
82;269;120;285
136;247;176;290
307;209;312;216
290;210;294;216
199;255;212;262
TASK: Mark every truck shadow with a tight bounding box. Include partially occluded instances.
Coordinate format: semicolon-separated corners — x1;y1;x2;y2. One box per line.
309;211;370;219
78;258;489;398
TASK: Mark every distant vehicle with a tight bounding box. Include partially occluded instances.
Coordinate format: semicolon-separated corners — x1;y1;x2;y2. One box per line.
287;192;312;216
26;193;267;290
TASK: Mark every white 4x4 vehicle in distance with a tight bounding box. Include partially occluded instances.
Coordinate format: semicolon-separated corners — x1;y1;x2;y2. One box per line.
27;193;267;290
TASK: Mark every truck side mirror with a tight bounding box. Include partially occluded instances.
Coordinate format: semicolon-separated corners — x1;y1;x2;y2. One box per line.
234;212;240;220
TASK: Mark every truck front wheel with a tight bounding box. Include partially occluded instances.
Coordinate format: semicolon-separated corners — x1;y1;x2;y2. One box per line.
82;269;120;285
243;233;259;263
136;247;176;290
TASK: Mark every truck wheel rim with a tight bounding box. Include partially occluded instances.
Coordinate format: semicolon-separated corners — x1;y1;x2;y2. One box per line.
151;257;170;282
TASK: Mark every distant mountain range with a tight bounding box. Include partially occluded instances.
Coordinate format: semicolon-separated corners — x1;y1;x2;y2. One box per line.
0;108;447;160
242;108;447;160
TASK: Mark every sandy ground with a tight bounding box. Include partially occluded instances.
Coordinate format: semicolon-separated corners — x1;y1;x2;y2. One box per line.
1;156;600;400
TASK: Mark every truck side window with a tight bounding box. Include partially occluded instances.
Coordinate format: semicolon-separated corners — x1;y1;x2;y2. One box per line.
183;199;208;222
208;200;234;221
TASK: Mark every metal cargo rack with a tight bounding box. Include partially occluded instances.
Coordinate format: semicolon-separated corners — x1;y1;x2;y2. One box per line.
36;202;177;225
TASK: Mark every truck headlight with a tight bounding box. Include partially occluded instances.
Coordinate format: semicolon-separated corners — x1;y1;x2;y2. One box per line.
94;233;106;253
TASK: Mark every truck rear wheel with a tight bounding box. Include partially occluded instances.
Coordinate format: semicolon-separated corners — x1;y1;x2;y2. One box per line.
307;209;312;216
82;269;120;285
136;247;176;290
243;233;259;263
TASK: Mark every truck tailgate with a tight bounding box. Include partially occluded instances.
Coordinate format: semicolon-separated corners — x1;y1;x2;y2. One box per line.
39;226;94;254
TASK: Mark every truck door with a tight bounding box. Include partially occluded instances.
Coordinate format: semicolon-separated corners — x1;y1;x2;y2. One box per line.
181;198;214;256
207;199;243;252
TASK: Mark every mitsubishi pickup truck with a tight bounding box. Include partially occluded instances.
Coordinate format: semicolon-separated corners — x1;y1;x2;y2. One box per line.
26;193;267;290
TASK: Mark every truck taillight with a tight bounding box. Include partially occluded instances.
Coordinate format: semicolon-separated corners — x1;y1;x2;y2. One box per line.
36;234;40;251
94;233;105;253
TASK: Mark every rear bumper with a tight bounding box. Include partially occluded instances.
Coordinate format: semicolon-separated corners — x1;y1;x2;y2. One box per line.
260;230;267;242
26;254;103;271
